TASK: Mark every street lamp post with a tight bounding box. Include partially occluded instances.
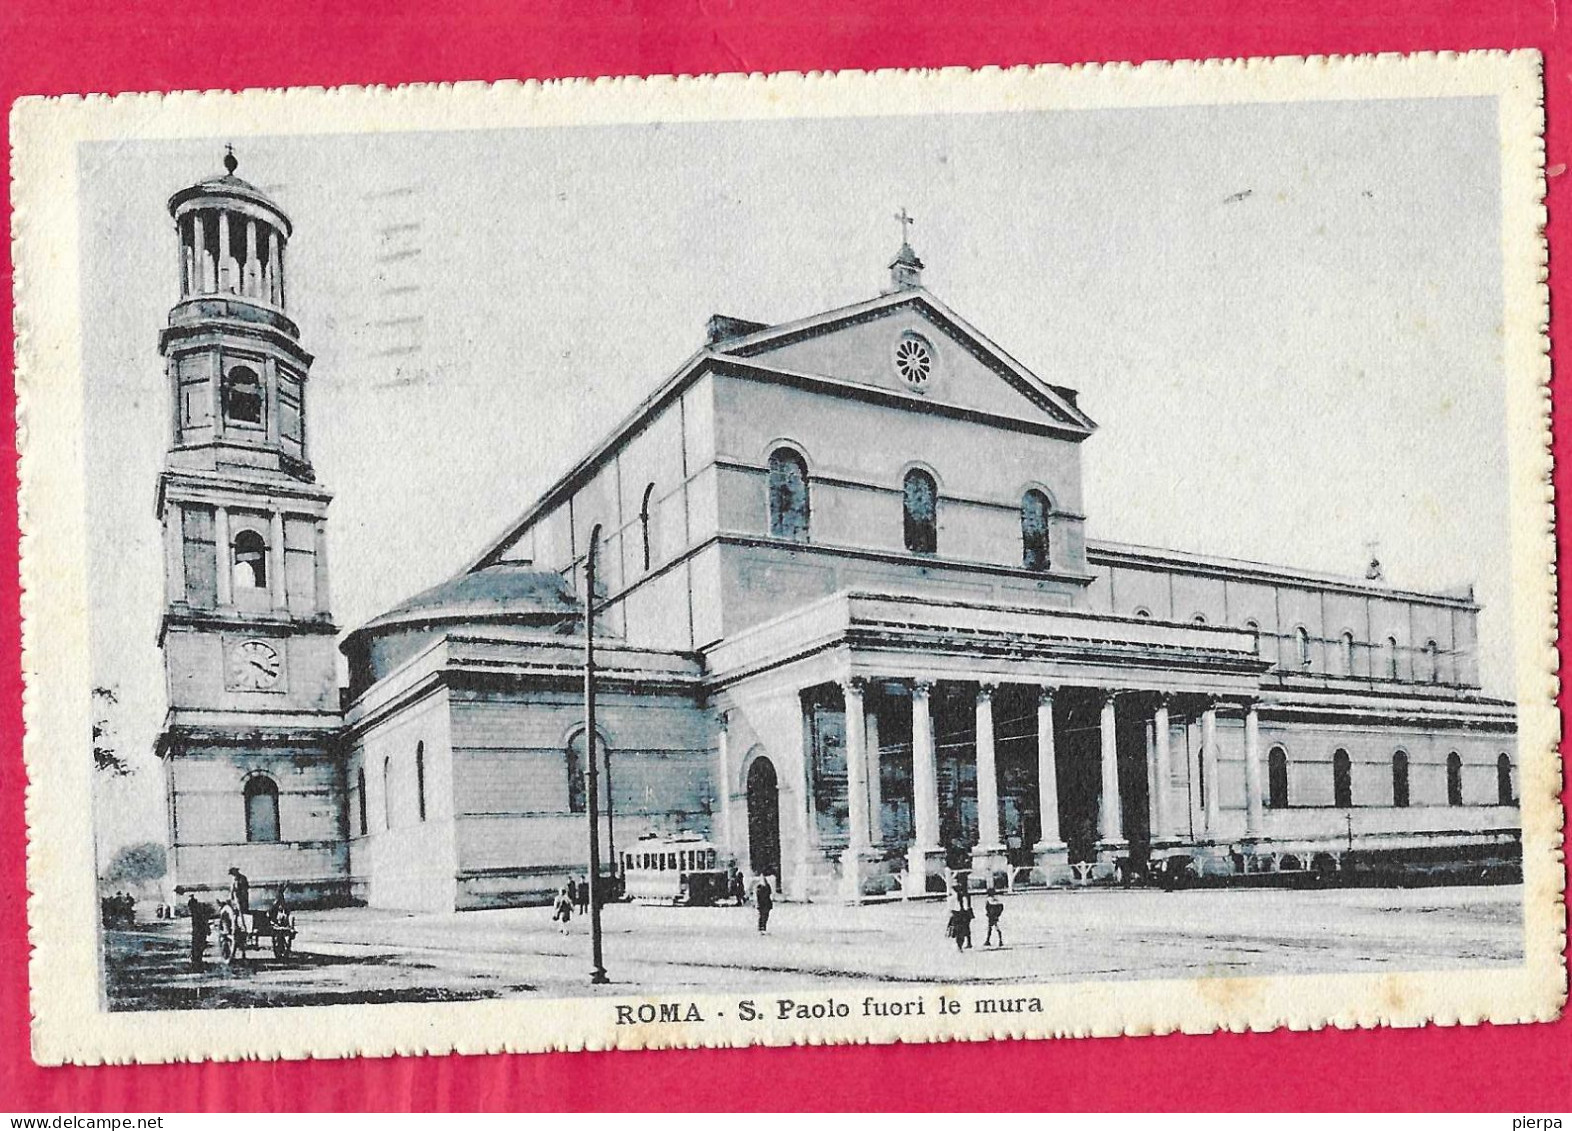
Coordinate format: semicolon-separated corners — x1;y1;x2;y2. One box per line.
584;526;609;985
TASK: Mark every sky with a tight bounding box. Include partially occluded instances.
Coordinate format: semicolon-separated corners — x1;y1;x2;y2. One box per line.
79;94;1512;854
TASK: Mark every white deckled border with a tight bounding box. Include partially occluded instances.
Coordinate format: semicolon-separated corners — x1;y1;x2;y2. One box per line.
11;51;1561;1066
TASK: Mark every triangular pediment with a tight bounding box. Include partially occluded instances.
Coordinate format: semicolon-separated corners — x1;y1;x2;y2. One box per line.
713;290;1095;433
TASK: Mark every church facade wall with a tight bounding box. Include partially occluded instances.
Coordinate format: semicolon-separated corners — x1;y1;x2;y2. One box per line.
345;677;716;911
1175;711;1515;817
345;686;458;913
487;375;720;654
448;687;714;908
717;686;815;899
710;372;1088;548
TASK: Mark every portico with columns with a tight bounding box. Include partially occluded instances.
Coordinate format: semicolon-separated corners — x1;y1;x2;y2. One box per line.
704;590;1273;899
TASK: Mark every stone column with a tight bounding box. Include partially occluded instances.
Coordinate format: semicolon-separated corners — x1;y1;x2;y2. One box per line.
196;212;213;293
904;680;944;896
314;523;332;614
210;344;225;439
714;712;735;864
178;215;191;297
268;227;283;305
1097;691;1125;846
840;677;872;898
164;503;186;605
217;211;233;293
214;506;232;607
1243;699;1264;837
265;358;280;446
865;699;882;845
971;682;1006;882
270;511;287;610
1032;686;1067;873
1201;701;1220;835
244;218;259;297
1152;695;1173;841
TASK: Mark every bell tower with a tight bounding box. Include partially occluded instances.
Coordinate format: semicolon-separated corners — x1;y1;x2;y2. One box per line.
155;149;348;905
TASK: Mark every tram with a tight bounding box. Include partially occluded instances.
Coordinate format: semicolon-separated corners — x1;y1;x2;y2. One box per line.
620;831;731;905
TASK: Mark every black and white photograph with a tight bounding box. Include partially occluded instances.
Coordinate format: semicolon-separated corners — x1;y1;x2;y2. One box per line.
13;54;1560;1063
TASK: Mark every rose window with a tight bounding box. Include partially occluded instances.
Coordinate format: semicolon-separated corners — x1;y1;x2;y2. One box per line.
894;334;934;389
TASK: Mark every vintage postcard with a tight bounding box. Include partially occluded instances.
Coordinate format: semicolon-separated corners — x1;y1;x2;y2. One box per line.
11;52;1562;1065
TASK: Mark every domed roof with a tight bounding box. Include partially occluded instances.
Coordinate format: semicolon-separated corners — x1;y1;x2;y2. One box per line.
355;562;580;636
167;149;292;233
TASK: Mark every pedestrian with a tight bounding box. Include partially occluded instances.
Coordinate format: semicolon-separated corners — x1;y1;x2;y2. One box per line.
553;884;574;934
946;879;973;952
984;886;1005;948
574;875;589;915
187;894;210;971
227;866;249;916
729;867;746;907
754;875;773;933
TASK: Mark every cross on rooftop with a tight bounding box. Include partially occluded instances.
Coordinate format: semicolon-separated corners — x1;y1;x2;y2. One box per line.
895;207;915;244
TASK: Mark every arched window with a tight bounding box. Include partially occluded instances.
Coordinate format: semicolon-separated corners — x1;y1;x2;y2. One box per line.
902;469;938;554
767;448;810;542
232;528;267;590
224;365;263;425
1497;753;1513;805
356;767;368;835
1192;614;1207;625
639;483;656;571
1267;747;1290;809
1134;607;1153;619
1424;640;1441;684
1332;749;1352;808
566;732;587;814
1294;627;1312;668
1021;489;1051;571
415;742;427;822
243;775;280;843
1385;636;1401;680
382;756;393;829
1392;750;1410;808
1446;752;1463;806
1340;631;1356;676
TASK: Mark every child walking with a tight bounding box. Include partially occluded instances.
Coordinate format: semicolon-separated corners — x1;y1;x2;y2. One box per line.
984;887;1005;948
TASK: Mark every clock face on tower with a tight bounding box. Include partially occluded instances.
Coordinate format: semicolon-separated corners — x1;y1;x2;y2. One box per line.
226;638;284;691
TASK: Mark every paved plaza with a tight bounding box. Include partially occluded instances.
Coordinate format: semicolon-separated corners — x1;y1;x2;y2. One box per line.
104;884;1525;1011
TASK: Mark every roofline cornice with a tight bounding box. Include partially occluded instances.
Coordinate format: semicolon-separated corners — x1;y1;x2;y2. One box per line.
1087;539;1481;608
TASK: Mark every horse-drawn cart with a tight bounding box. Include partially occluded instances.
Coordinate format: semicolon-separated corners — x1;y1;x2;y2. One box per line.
216;903;296;963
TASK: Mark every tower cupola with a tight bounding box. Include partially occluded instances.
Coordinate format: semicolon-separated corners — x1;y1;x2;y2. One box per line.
166;146;296;335
159;148;316;482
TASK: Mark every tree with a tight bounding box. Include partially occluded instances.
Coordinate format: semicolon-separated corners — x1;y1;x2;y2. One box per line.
102;841;166;891
92;685;130;777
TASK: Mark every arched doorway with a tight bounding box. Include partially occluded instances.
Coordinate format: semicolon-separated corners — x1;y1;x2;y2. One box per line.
746;757;781;881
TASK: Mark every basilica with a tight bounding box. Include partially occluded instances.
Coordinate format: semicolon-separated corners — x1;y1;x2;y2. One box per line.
155;157;1519;911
